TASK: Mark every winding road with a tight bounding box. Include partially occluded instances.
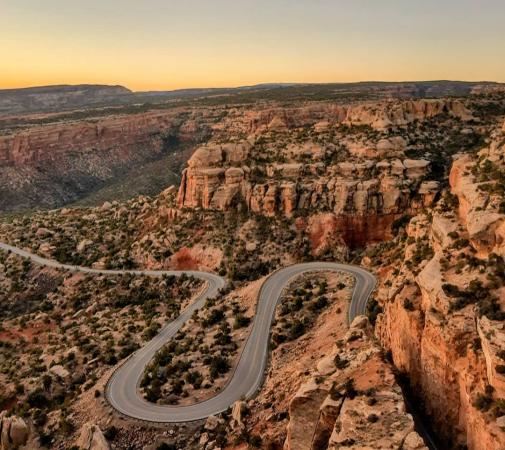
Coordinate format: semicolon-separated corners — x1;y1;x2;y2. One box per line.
0;242;376;423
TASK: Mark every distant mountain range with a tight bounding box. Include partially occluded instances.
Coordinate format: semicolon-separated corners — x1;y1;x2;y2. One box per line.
1;80;504;116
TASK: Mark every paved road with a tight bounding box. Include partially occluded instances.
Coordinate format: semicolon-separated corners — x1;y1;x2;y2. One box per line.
0;243;376;423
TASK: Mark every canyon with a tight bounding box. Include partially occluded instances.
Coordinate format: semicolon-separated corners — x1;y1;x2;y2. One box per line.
0;108;214;211
176;99;477;246
284;316;428;450
1;88;505;450
0;93;480;213
374;120;505;449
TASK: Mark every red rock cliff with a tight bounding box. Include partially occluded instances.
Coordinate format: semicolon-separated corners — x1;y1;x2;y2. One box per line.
177;139;439;247
0;109;212;210
375;123;505;449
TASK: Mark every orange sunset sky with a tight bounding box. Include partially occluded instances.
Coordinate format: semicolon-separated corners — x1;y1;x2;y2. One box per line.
1;0;504;91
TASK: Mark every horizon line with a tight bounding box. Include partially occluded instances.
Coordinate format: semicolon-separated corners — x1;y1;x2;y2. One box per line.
0;79;503;94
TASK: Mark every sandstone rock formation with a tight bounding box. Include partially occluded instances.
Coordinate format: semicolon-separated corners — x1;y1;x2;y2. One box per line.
449;134;505;257
284;316;427;450
375;123;505;449
177;133;439;246
245;99;473;134
76;423;110;450
0;108;210;211
0;413;29;450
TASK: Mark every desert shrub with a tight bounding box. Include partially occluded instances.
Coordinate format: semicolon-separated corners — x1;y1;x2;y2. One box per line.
309;296;328;311
233;314;251;329
156;444;176;450
249;435;262;448
103;426;118;441
32;408;48;426
334;354;349;369
496;365;505;374
344;378;357;399
185;371;203;388
143;322;161;340
288;319;306;340
474;393;492;411
27;389;49;408
367;413;379;423
406;241;434;268
209;356;230;379
366;298;383;326
403;299;415;311
392;215;411;233
203;308;225;327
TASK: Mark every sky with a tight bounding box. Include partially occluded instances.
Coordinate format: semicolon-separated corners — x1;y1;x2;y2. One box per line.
1;0;504;91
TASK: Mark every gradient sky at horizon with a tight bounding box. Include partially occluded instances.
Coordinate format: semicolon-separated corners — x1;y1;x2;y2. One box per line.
1;0;504;91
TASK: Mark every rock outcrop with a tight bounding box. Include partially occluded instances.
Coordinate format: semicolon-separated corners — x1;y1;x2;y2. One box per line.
449;131;505;257
284;316;428;450
245;99;473;133
178;155;435;217
375;124;505;449
177;135;439;246
76;423;110;450
0;413;29;450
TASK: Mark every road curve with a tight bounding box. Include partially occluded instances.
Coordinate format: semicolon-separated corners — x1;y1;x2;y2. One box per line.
0;242;376;423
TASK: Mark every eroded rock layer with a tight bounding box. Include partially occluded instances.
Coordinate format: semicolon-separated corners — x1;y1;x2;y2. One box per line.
0;109;212;210
284;316;428;450
374;121;505;449
177;138;440;247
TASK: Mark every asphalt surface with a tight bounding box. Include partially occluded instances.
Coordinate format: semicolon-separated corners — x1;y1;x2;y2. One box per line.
0;243;376;423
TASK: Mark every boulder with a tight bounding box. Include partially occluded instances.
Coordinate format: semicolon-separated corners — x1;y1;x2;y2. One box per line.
404;159;430;179
403;431;429;449
188;145;223;168
76;239;93;252
49;364;70;379
231;401;246;425
350;315;369;330
204;415;220;431
76;423;110;450
35;227;53;238
0;413;29;450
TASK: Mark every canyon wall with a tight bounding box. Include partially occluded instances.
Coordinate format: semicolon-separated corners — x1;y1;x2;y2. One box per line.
375;122;505;449
177;144;437;217
0;109;212;211
243;98;473;133
284;316;428;450
177;145;439;247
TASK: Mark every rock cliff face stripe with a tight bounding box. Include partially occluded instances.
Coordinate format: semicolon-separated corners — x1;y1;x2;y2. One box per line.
0;242;375;423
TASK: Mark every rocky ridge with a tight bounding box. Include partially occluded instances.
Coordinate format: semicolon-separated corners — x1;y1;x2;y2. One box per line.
177;100;472;246
177;141;437;218
284;316;427;450
242;98;473;133
0;109;212;210
0;85;133;115
374;120;505;449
